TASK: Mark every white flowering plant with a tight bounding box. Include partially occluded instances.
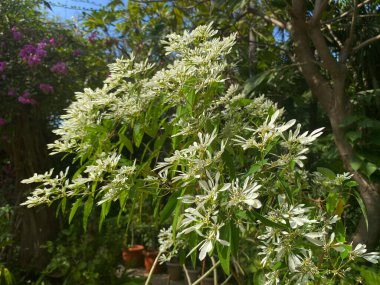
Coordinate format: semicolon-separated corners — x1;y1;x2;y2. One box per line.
22;24;379;284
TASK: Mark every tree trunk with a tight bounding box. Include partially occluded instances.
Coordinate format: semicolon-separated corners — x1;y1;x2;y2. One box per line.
1;111;60;271
289;1;380;249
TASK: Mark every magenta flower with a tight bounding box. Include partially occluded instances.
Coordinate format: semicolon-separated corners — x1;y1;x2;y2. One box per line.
88;32;97;44
50;62;68;75
18;90;37;105
73;49;82;57
19;43;47;67
39;83;54;94
0;61;6;73
11;26;22;41
7;89;15;97
0;117;6;126
49;37;56;46
37;42;47;50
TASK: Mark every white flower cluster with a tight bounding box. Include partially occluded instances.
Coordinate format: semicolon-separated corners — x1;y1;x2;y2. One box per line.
155;130;226;185
22;152;136;207
177;171;261;261
21;168;69;207
21;24;380;284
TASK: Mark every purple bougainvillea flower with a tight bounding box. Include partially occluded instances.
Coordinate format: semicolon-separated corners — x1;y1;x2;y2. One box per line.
37;42;47;50
19;44;34;58
0;61;6;72
7;89;15;97
73;48;82;57
49;37;56;46
39;83;54;94
19;43;47;67
88;32;97;44
50;61;68;75
0;117;7;126
18;90;37;105
11;26;22;41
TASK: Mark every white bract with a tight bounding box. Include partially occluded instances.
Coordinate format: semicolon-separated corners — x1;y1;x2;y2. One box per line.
21;25;379;284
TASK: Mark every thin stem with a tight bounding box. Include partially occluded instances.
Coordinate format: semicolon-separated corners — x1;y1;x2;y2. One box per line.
221;275;232;285
144;251;162;285
183;264;192;285
192;260;221;285
210;256;218;285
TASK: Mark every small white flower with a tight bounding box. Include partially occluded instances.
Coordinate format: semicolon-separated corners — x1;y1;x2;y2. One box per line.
351;243;380;263
227;176;262;209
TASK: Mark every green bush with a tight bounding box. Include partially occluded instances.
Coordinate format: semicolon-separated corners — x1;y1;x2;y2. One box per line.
23;24;379;285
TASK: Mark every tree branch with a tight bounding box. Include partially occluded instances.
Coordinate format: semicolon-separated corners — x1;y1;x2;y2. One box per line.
310;0;329;26
326;23;343;49
247;7;286;29
353;34;380;52
290;0;334;111
340;0;358;62
308;24;342;78
323;0;372;24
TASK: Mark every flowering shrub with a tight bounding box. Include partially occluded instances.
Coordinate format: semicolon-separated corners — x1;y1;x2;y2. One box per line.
22;25;379;284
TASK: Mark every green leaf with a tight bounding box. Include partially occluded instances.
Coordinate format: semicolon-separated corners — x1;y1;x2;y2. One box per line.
222;151;236;178
248;211;289;230
253;270;265;285
172;189;186;237
346;131;362;143
326;192;337;214
159;191;181;224
216;223;231;274
345;180;358;187
339;244;352;259
2;267;15;285
364;162;377;178
246;163;262;176
83;197;94;232
276;174;293;204
133;122;144;147
350;155;363;171
119;134;134;153
229;222;240;256
244;160;267;178
317;167;336;180
335;220;346;243
69;199;82;224
61;197;67;214
99;201;111;231
153;134;167;153
353;191;368;230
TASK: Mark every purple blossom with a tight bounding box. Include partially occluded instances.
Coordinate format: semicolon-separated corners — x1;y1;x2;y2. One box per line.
19;43;47;67
0;117;7;126
50;62;68;75
88;32;97;44
49;37;56;46
7;89;15;97
18;90;37;105
73;49;82;57
39;83;54;94
37;42;47;50
11;26;22;41
0;61;6;73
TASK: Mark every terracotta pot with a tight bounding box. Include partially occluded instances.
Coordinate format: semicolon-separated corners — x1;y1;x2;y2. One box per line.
143;250;161;273
166;262;183;281
121;244;144;268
